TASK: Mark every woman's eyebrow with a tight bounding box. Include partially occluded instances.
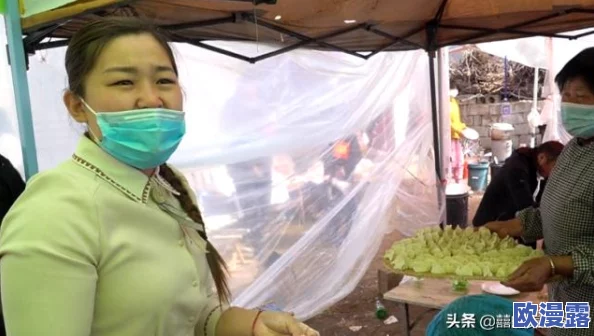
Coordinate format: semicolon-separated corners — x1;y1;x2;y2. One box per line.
103;66;138;74
102;65;175;74
154;65;175;74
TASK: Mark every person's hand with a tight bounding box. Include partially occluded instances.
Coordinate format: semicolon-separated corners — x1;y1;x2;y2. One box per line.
254;311;319;336
484;218;523;238
501;256;553;292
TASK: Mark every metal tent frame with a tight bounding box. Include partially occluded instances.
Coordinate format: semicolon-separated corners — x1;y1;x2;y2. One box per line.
4;1;594;219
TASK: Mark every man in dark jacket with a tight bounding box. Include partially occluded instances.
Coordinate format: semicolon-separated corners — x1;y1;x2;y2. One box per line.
472;141;564;246
0;153;25;223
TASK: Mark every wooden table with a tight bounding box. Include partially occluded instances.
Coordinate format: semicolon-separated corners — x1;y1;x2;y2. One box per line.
383;278;543;336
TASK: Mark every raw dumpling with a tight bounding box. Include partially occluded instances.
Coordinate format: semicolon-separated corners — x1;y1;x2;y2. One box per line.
431;263;446;275
462;227;475;237
473;240;486;253
412;260;431;273
391;256;408;270
443;262;457;274
496;266;509;278
455;265;474;276
470;263;482;276
481;265;494;277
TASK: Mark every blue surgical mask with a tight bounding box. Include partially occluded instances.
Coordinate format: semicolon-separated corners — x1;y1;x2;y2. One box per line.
561;102;594;139
82;100;186;169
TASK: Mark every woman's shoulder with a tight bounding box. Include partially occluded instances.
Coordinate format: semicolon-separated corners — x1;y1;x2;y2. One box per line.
0;160;102;259
4;159;101;226
27;159;101;195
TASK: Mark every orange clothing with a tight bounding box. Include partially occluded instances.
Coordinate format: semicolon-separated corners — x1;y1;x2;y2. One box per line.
450;97;466;140
333;141;350;160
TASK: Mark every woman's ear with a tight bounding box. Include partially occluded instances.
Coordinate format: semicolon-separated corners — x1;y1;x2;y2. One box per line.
536;153;547;166
63;90;88;123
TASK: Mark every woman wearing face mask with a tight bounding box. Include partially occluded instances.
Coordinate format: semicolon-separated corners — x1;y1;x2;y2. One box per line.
0;18;318;336
485;48;594;336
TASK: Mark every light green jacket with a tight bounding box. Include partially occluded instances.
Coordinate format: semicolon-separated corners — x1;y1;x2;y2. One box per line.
0;136;225;336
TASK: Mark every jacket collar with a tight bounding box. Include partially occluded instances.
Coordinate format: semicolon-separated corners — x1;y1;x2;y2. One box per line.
72;136;151;204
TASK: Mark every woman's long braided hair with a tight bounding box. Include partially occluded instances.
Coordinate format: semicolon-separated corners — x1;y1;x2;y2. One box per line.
159;164;230;303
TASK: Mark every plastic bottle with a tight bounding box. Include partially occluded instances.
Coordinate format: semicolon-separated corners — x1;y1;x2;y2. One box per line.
375;298;388;320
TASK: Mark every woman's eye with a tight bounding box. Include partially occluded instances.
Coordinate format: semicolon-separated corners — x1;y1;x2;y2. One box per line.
157;78;176;85
112;80;133;86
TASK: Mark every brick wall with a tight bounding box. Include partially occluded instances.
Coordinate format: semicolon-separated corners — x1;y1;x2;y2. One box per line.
458;99;544;149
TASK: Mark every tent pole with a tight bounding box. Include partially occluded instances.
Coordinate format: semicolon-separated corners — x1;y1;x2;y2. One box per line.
531;67;539;148
4;0;39;179
428;50;444;225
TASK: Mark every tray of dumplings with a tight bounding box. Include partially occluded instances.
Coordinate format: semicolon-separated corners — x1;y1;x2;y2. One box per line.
383;226;544;281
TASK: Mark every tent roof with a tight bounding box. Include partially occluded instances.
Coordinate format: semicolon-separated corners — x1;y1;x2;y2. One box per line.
19;0;594;62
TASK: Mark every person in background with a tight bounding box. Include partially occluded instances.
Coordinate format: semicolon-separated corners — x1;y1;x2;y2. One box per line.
0;17;318;336
486;48;594;336
0;153;24;224
323;131;368;180
0;153;23;336
450;85;466;183
426;294;534;335
473;141;564;242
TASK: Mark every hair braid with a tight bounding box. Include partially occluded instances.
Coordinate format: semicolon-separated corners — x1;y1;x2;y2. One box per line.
159;164;230;303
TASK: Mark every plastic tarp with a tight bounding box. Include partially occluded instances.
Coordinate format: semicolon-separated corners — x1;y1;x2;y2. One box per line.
0;18;442;318
475;29;594;145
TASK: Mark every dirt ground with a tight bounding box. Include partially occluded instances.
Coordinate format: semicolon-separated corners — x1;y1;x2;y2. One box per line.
304;193;483;335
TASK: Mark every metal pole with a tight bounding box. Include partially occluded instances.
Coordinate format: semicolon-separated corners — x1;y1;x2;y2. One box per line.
437;47;450;185
531;67;539;147
428;52;442;178
503;56;509;101
428;50;444;225
4;0;39;179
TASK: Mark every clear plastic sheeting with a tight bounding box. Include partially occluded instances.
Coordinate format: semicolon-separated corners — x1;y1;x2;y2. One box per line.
171;43;444;318
0;22;443;319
